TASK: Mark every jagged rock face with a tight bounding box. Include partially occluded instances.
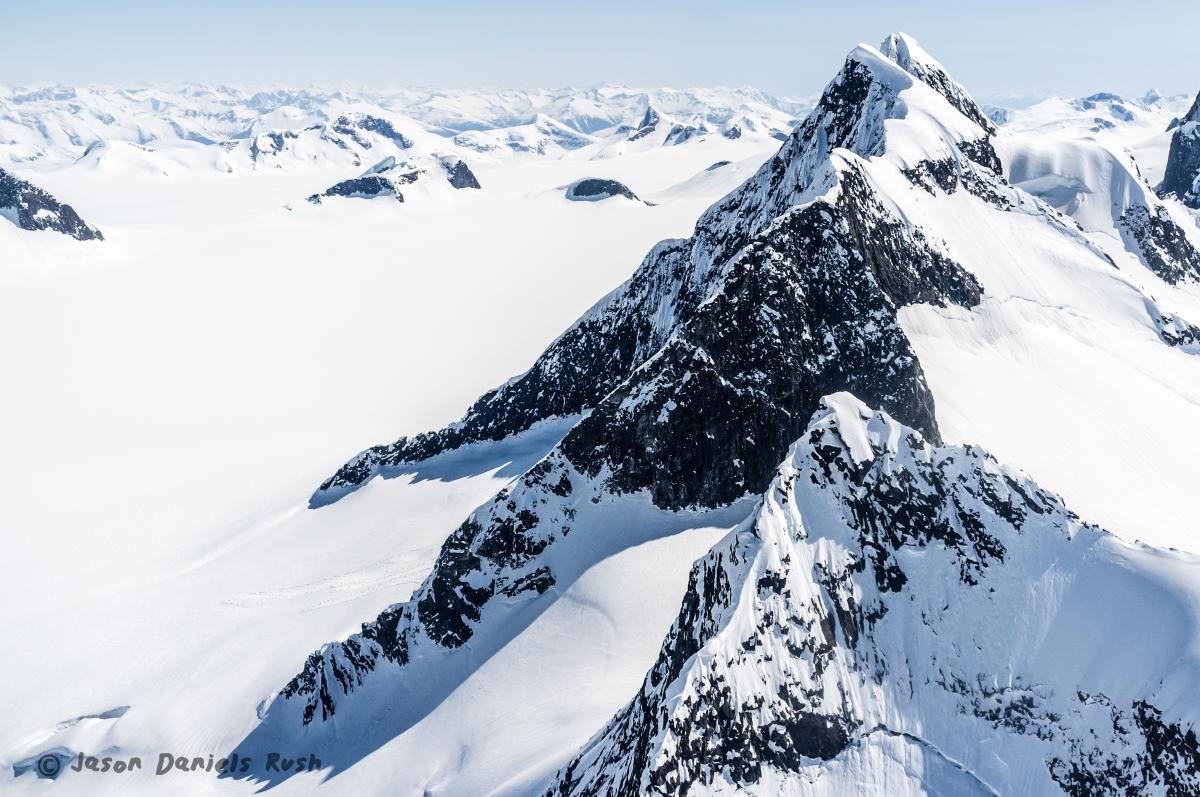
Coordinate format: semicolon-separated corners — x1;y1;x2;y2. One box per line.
628;107;661;141
566;178;639;202
331;113;414;150
548;395;1200;796
1150;304;1200;354
0;168;102;240
665;123;706;145
283;449;582;723
311;41;993;505
560;163;979;510
443;158;481;189
1119;203;1200;284
1160;91;1200;208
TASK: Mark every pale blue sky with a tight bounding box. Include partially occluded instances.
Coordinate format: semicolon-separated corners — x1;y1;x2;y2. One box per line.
3;1;1198;103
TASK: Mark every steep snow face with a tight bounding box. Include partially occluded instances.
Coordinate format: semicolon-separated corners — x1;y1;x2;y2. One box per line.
0;167;102;240
1160;91;1200;208
549;394;1200;796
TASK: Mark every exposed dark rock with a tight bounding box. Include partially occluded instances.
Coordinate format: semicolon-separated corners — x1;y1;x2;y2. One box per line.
332;114;414;149
0;168;103;240
442;159;481;189
723;125;742;139
560;163;979;510
1159;91;1200;208
1049;695;1200;796
1118;203;1200;284
565;178;639;202
664;123;705;145
307;174;405;204
627;107;661;141
1149;305;1200;353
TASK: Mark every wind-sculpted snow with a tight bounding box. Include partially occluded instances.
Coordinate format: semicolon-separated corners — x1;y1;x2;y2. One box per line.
1160;91;1200;209
1002;137;1200;285
548;394;1200;796
0;167;102;240
312;37;993;505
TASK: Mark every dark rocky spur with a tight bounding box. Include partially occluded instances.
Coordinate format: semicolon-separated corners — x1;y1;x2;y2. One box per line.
0;168;103;241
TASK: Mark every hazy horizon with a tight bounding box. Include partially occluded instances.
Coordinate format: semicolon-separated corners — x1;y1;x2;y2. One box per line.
3;0;1198;107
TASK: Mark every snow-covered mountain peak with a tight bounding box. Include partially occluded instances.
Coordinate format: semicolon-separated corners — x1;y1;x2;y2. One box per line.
548;395;1200;795
877;32;994;134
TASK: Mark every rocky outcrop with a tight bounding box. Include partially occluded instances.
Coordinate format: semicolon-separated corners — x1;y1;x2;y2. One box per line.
307;154;480;204
331;113;414;150
565;178;639;202
1119;202;1200;284
442;158;481;189
628;107;661;141
1159;91;1200;208
307;158;419;204
0;168;102;240
558;160;979;510
880;32;996;135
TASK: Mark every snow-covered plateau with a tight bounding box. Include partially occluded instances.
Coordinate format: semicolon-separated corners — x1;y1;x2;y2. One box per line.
3;33;1200;797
